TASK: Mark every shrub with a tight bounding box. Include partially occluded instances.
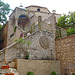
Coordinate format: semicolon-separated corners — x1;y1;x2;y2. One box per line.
51;71;56;75
72;73;75;75
67;28;75;36
25;53;29;59
65;73;67;75
27;72;34;75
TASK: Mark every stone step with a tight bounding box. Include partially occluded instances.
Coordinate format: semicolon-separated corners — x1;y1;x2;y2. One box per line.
0;68;19;75
9;62;15;68
9;68;19;75
0;69;10;73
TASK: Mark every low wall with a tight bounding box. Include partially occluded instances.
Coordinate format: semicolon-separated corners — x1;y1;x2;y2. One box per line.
55;34;75;75
16;59;60;75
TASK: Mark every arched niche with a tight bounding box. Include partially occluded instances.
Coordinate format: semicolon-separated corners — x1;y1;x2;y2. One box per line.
18;15;29;30
38;16;42;22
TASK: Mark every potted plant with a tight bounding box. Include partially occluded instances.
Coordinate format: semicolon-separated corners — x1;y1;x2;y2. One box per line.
1;64;9;69
51;71;56;75
27;72;34;75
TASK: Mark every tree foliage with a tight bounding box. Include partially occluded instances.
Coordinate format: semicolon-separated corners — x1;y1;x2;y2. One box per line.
0;25;2;30
72;73;75;75
57;11;75;36
67;27;75;36
57;12;75;28
0;25;4;30
57;14;68;28
0;0;11;25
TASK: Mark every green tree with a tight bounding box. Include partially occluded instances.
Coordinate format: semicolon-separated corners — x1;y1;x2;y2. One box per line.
68;11;75;27
72;73;75;75
67;27;75;36
57;12;75;28
57;12;75;36
57;14;68;28
0;25;2;30
0;25;3;30
0;0;11;25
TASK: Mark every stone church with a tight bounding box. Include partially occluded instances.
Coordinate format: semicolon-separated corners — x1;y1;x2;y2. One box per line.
6;5;60;60
0;5;72;75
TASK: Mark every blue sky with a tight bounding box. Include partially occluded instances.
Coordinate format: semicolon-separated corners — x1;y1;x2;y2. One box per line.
3;0;75;15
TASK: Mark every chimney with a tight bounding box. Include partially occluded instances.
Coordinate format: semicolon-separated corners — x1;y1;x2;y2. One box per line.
52;10;56;14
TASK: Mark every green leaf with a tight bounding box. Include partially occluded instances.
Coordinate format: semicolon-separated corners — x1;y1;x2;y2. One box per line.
14;26;17;33
26;40;32;47
0;0;12;25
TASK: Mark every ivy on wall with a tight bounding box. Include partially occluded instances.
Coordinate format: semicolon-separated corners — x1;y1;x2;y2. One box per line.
14;26;17;33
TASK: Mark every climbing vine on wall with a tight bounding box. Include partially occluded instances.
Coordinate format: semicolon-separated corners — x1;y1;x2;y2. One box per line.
14;26;17;33
15;37;32;59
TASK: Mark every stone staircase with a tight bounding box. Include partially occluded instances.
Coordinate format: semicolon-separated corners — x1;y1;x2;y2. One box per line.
0;60;19;75
9;68;19;75
0;68;19;75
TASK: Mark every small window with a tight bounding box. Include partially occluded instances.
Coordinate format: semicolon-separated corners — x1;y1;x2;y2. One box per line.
38;16;42;22
37;8;40;11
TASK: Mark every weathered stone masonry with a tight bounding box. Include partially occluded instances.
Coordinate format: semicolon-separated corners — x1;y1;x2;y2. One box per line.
55;34;75;75
6;30;56;61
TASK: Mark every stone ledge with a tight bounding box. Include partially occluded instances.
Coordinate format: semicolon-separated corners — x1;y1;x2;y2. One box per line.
56;34;75;41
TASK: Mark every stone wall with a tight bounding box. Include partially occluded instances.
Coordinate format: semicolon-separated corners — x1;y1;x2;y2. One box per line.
17;59;60;75
26;6;50;13
26;6;61;22
0;22;8;49
7;7;58;46
56;26;67;38
40;14;56;34
6;30;56;62
55;34;75;75
7;7;52;46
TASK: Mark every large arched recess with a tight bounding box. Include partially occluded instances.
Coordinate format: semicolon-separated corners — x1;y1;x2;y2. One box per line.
18;15;29;30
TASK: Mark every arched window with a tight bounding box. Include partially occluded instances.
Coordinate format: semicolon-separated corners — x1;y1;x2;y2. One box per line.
37;8;40;11
38;16;42;22
18;15;29;30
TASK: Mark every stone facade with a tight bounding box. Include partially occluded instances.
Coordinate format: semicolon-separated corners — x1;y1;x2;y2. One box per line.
4;30;55;61
1;6;57;62
0;5;64;50
17;59;60;75
56;26;67;38
55;34;75;75
7;6;60;46
0;5;72;75
0;5;59;62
